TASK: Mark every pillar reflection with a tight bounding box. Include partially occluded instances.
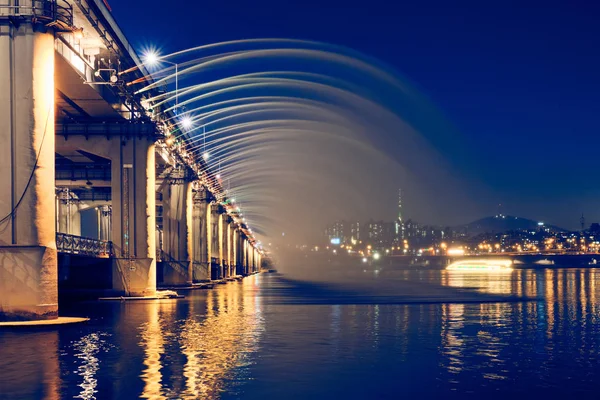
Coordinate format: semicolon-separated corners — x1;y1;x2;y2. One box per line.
179;281;262;399
139;300;179;399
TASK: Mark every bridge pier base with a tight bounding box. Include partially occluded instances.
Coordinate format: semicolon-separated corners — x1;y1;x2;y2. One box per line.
0;23;57;321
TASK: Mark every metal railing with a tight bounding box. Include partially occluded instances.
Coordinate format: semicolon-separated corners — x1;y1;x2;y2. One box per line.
56;233;113;258
0;1;74;31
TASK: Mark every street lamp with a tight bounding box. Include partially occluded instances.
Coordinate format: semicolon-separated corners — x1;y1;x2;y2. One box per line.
180;115;193;130
142;50;179;114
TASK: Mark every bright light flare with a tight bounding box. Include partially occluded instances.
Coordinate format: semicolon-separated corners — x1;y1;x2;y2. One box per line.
143;50;160;66
373;253;380;260
180;116;193;130
446;259;513;272
203;152;210;161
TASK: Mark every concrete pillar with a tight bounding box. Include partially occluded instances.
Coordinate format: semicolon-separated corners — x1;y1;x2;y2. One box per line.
110;137;156;296
243;238;249;275
217;212;224;278
226;222;233;277
232;226;238;276
257;251;262;271
161;182;193;285
0;22;57;321
209;204;221;280
192;190;211;282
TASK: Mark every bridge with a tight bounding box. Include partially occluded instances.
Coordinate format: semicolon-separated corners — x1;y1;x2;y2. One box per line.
0;0;263;321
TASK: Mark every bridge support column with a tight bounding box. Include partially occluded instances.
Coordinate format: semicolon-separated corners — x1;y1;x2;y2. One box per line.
110;138;156;297
243;238;249;275
257;251;262;271
192;191;211;282
210;204;222;280
220;214;229;278
55;189;83;236
161;182;193;285
0;24;57;321
232;227;239;276
226;221;234;277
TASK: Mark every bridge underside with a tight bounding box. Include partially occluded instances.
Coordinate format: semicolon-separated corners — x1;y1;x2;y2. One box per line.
0;1;261;321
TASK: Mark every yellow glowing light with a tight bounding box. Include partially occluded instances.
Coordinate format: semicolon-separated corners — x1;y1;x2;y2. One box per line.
447;248;465;256
446;259;513;272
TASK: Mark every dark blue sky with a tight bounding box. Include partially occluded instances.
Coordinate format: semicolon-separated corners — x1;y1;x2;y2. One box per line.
112;0;600;229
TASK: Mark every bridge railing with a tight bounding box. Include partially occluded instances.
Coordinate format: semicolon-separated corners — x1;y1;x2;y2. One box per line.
56;233;113;258
0;1;73;30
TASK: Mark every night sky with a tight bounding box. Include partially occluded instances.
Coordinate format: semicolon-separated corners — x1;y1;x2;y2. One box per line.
111;0;600;230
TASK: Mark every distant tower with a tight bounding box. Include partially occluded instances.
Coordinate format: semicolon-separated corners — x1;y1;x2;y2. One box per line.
581;213;586;231
398;188;403;223
395;188;405;240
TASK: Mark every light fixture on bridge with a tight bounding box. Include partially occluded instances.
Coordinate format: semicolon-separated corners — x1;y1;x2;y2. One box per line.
202;152;210;161
142;50;160;66
73;27;84;40
180;116;193;130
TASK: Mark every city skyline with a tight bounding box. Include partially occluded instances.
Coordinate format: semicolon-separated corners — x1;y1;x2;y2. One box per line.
110;0;600;231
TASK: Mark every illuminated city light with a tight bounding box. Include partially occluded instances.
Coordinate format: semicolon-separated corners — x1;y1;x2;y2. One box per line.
446;259;513;272
447;247;465;256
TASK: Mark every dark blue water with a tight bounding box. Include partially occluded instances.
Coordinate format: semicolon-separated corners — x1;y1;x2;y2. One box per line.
2;265;600;399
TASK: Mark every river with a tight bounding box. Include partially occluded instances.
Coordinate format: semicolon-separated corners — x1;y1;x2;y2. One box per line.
1;262;600;399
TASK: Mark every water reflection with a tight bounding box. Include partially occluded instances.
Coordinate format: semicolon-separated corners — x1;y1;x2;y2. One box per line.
435;267;600;392
3;270;600;397
134;281;263;399
139;301;173;399
0;331;61;400
180;284;262;399
73;332;112;399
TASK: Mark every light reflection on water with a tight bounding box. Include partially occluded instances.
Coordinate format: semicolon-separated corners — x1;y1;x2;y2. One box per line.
73;332;112;399
1;267;600;398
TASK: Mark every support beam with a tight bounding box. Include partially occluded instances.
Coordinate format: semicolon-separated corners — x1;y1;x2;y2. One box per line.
161;182;193;285
210;204;222;280
0;23;57;321
110;137;156;296
232;227;239;276
192;189;211;282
